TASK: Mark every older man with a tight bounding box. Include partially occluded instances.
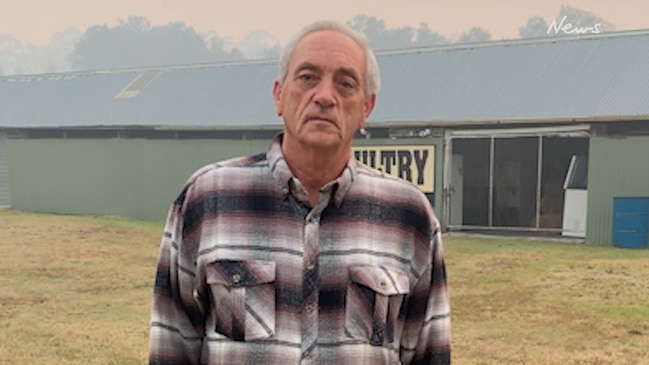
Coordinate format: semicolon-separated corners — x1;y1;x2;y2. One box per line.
149;20;451;365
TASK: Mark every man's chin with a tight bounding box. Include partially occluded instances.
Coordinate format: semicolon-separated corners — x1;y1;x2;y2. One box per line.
299;132;343;149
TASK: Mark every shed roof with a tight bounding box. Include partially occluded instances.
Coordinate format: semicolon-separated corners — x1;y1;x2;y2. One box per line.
2;29;649;129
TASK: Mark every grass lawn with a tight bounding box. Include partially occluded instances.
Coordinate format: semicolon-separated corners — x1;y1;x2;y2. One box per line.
1;209;648;364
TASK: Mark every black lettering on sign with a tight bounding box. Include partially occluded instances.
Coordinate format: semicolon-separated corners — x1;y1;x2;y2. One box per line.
352;145;435;193
413;150;429;185
397;150;412;181
354;150;377;168
368;150;377;168
380;151;396;174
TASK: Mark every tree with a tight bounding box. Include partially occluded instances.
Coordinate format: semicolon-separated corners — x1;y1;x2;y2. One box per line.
207;34;244;61
348;14;415;50
456;27;491;43
349;14;499;49
231;30;280;60
381;25;416;50
414;23;447;47
519;16;549;38
0;30;80;75
71;16;243;71
260;44;281;59
348;14;389;46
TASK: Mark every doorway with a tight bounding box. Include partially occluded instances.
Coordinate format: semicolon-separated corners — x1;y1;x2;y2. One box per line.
446;129;589;234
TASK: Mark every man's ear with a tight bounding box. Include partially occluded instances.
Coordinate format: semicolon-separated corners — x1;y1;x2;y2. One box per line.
272;79;283;116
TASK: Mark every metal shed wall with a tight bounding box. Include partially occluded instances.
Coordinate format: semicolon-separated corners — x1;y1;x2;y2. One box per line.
7;136;444;222
7;138;271;221
0;133;9;206
587;136;649;244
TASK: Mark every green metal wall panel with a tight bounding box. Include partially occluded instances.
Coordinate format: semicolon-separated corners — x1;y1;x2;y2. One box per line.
587;136;649;245
7;137;444;222
0;133;9;206
7;139;270;221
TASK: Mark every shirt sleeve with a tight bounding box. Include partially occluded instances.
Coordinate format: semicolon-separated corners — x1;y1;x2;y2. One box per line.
400;227;452;365
149;188;206;365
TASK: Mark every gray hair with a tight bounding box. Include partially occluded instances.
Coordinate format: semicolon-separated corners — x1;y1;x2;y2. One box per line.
277;20;381;97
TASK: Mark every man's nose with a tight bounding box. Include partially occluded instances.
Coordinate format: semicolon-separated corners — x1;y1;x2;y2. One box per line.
313;78;336;108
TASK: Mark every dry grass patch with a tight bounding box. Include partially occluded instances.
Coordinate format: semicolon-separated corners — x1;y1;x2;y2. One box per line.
446;235;649;365
0;209;162;365
1;209;648;364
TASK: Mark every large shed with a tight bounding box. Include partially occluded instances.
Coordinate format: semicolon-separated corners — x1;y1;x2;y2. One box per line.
2;29;649;246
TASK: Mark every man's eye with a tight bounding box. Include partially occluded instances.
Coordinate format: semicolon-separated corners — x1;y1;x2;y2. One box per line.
298;74;316;81
338;79;358;91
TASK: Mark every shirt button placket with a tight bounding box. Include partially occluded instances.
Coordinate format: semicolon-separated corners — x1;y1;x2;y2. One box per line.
302;350;313;361
302;211;319;363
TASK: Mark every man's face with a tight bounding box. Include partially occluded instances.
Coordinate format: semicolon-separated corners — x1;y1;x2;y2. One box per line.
273;29;376;151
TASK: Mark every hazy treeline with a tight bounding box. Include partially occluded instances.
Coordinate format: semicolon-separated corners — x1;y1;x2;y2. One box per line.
0;5;614;76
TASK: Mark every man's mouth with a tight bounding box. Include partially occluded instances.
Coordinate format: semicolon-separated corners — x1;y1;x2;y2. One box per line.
307;117;335;124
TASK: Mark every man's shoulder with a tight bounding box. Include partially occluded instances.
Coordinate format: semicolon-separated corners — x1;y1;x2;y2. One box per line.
186;152;268;185
354;160;424;196
352;160;440;230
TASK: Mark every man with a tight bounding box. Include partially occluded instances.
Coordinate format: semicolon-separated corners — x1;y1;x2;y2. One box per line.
149;20;451;364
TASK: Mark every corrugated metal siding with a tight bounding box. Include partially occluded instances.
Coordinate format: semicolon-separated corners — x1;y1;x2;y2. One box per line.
0;133;9;206
586;136;649;244
2;30;649;129
0;62;281;129
7;137;444;221
7;138;270;221
374;32;649;123
110;63;280;127
0;72;140;128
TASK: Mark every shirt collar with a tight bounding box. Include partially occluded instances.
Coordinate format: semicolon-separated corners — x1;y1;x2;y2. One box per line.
266;133;357;207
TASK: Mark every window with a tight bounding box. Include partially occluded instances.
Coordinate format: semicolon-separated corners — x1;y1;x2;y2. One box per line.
563;155;588;190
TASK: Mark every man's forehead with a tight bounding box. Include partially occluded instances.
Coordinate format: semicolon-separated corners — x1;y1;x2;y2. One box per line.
289;30;366;73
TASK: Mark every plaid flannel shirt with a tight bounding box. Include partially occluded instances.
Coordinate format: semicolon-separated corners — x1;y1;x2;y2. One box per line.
149;134;451;364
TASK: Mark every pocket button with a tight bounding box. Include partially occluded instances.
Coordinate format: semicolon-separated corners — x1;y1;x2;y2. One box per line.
232;274;241;283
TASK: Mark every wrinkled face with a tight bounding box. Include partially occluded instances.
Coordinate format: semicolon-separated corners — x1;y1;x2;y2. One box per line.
273;29;375;151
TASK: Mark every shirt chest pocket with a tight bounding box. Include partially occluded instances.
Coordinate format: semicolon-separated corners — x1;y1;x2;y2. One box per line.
345;265;410;346
206;259;276;341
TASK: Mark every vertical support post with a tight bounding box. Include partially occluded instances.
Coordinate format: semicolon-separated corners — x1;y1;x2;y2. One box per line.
442;131;453;231
535;136;543;229
488;136;495;227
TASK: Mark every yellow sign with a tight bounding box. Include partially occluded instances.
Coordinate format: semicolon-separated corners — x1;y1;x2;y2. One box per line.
352;145;435;193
